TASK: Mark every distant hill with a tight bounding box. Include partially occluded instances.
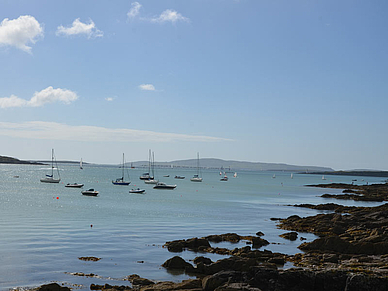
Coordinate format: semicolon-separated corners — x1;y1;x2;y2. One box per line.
129;158;333;172
0;155;44;165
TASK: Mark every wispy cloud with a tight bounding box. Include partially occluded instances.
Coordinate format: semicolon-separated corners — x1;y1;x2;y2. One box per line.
0;121;233;143
0;15;44;53
127;2;142;20
139;84;156;91
56;18;103;38
105;97;114;102
151;9;190;24
127;2;189;24
0;87;78;108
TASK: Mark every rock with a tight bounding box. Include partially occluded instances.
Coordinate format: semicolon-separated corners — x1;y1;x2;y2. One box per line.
78;256;101;261
251;237;269;248
215;283;262;290
279;231;298;241
162;256;195;273
139;279;202;291
194;256;213;265
36;283;71;291
202;271;245;291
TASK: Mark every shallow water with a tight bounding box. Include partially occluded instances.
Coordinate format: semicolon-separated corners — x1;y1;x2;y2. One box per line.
0;164;384;290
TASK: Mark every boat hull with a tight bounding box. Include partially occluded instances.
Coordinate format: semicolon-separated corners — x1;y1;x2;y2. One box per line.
65;183;84;188
153;183;176;189
40;178;61;183
190;177;203;182
144;179;158;184
112;181;131;185
82;191;99;196
129;189;145;194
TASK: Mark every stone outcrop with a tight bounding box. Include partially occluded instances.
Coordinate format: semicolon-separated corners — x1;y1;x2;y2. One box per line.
306;183;388;202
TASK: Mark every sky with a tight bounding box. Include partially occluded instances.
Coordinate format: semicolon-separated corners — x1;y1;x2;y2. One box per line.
0;0;387;170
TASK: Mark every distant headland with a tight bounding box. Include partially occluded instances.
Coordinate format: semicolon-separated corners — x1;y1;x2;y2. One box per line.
0;155;44;165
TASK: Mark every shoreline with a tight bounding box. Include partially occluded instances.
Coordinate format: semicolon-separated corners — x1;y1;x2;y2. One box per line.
21;183;388;290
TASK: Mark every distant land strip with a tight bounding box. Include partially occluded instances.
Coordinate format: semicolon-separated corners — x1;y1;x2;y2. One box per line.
303;171;388;178
0;155;44;165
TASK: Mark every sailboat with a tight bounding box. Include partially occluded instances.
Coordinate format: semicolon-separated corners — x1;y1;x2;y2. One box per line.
140;150;154;180
233;172;237;178
80;158;83;170
145;151;158;184
291;173;293;179
220;172;228;181
112;153;131;185
322;175;326;180
190;152;203;182
40;149;61;183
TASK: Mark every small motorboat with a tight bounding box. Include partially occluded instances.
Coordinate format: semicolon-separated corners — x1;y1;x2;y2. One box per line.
65;183;84;188
153;182;176;189
163;175;170;177
174;175;185;179
81;189;99;196
129;188;145;194
220;175;228;181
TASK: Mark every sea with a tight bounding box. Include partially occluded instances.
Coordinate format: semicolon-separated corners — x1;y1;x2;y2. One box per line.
0;163;385;290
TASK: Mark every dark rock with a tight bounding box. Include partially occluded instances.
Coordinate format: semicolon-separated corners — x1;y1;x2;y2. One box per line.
279;231;298;241
194;256;213;265
251;237;269;248
162;256;195;273
202;271;246;291
36;283;70;291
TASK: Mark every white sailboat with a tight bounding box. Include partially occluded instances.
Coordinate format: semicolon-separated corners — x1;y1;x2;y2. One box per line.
145;151;158;184
322;175;326;180
40;149;61;183
112;153;131;185
291;173;293;179
140;150;154;180
80;158;83;170
190;152;203;182
233;172;237;178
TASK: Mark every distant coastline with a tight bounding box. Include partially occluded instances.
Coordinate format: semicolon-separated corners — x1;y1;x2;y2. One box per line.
303;170;388;178
0;155;44;165
0;155;335;172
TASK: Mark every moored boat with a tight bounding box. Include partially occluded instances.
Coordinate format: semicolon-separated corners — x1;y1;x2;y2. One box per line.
153;182;176;189
40;149;61;183
190;152;203;182
129;188;145;194
65;183;84;188
112;153;131;185
81;189;99;196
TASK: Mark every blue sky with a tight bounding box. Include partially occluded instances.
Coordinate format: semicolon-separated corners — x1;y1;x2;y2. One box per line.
0;0;387;170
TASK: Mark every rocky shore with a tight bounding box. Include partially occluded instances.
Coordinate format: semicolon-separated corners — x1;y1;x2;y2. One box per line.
306;182;388;202
31;183;388;291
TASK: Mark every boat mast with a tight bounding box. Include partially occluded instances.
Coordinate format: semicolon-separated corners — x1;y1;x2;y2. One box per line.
122;153;125;179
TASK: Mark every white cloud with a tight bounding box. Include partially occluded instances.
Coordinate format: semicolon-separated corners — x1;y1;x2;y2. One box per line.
0;87;78;108
0;121;233;143
127;2;142;20
0;15;44;53
56;18;103;38
139;84;156;91
105;97;114;102
151;9;190;24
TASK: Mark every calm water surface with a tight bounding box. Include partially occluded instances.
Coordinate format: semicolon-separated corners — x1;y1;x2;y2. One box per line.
0;164;384;290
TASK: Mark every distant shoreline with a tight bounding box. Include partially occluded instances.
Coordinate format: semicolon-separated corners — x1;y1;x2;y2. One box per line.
302;170;388;178
0;156;45;165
